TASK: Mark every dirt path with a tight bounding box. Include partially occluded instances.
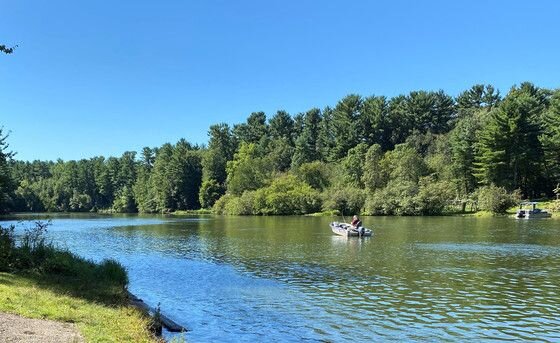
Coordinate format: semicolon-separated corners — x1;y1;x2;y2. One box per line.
0;312;83;343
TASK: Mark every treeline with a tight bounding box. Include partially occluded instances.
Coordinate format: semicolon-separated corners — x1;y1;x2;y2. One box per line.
2;82;560;215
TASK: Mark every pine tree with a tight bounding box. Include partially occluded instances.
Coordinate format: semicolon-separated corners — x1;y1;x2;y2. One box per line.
0;128;15;212
331;95;363;160
474;84;548;196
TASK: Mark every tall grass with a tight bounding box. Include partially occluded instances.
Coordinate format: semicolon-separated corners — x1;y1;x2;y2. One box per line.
0;221;129;301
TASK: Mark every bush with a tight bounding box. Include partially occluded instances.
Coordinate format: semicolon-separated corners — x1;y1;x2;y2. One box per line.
0;225;15;271
415;177;455;215
363;181;417;215
212;194;235;214
97;259;129;287
476;185;518;213
259;175;321;215
322;186;366;215
225;191;256;215
213;175;322;215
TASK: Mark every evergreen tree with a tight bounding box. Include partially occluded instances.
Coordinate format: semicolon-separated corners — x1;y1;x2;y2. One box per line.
233;112;268;144
456;84;501;118
474;83;548;196
292;108;322;168
540;90;560;187
317;107;336;162
449;115;482;195
269;110;294;143
331;95;363;160
361;96;390;149
0;128;15;212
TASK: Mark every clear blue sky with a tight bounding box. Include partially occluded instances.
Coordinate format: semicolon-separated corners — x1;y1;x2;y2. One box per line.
1;0;559;161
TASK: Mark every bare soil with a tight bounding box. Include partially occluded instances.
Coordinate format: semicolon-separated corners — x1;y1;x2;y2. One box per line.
0;312;83;343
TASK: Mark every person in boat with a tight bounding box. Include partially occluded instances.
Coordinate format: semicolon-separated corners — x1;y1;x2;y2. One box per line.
350;215;364;234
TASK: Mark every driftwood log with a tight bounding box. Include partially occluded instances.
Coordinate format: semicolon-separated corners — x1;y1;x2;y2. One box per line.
127;291;188;333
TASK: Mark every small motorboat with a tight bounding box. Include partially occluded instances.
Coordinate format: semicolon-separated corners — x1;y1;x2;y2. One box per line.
515;202;552;219
330;222;373;237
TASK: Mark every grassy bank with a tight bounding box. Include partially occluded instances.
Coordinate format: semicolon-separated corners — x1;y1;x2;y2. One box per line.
0;222;158;342
0;272;155;342
171;209;213;216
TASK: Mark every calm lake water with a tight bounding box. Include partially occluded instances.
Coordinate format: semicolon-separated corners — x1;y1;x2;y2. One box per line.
2;214;560;342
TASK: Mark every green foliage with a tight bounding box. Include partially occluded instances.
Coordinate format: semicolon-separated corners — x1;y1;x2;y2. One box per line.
341;143;368;187
233;112;268;144
267;138;294;172
292;108;322;168
294;161;330;190
0;225;15;271
199;178;225;208
474;83;548;196
383;143;427;183
456;84;500;117
112;186;136;213
321;186;366;216
214;175;321;215
361;96;390;148
415;177;455;215
212;193;235;215
259;175;321;215
6;82;560;216
226;143;271;195
203;123;236;184
363;180;418;215
540;90;560;184
449;115;482;195
331;95;363;160
362;144;385;192
475;185;519;214
269;110;294;142
0;221;129;290
0;128;15;213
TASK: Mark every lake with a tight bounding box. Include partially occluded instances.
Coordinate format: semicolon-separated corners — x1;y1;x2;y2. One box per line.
2;214;560;342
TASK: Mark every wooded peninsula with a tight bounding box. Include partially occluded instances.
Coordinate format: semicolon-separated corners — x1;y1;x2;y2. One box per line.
2;82;560;216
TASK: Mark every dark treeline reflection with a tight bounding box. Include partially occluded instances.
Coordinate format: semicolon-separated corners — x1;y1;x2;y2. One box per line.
3;82;560;215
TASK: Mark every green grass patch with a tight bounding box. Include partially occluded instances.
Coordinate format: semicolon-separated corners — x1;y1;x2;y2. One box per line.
0;222;159;342
305;210;341;217
0;272;156;342
171;209;213;215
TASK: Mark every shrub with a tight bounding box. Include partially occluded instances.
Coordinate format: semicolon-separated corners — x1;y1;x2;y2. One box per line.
476;185;518;213
214;175;321;215
415;177;455;215
363;181;418;215
212;194;235;214
322;186;366;215
97;259;129;287
263;175;321;215
0;225;15;271
225;191;256;215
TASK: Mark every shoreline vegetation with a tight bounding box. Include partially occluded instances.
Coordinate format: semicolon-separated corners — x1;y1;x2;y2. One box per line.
2;82;560;217
0;221;166;342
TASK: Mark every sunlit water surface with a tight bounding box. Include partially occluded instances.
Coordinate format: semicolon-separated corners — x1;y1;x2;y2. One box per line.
2;214;560;342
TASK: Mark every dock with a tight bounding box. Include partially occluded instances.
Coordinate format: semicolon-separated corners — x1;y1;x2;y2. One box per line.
127;291;188;333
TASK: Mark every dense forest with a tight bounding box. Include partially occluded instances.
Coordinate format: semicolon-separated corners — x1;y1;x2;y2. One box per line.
2;82;560;215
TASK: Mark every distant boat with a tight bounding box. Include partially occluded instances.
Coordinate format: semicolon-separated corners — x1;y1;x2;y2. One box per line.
330;222;373;237
515;202;552;219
